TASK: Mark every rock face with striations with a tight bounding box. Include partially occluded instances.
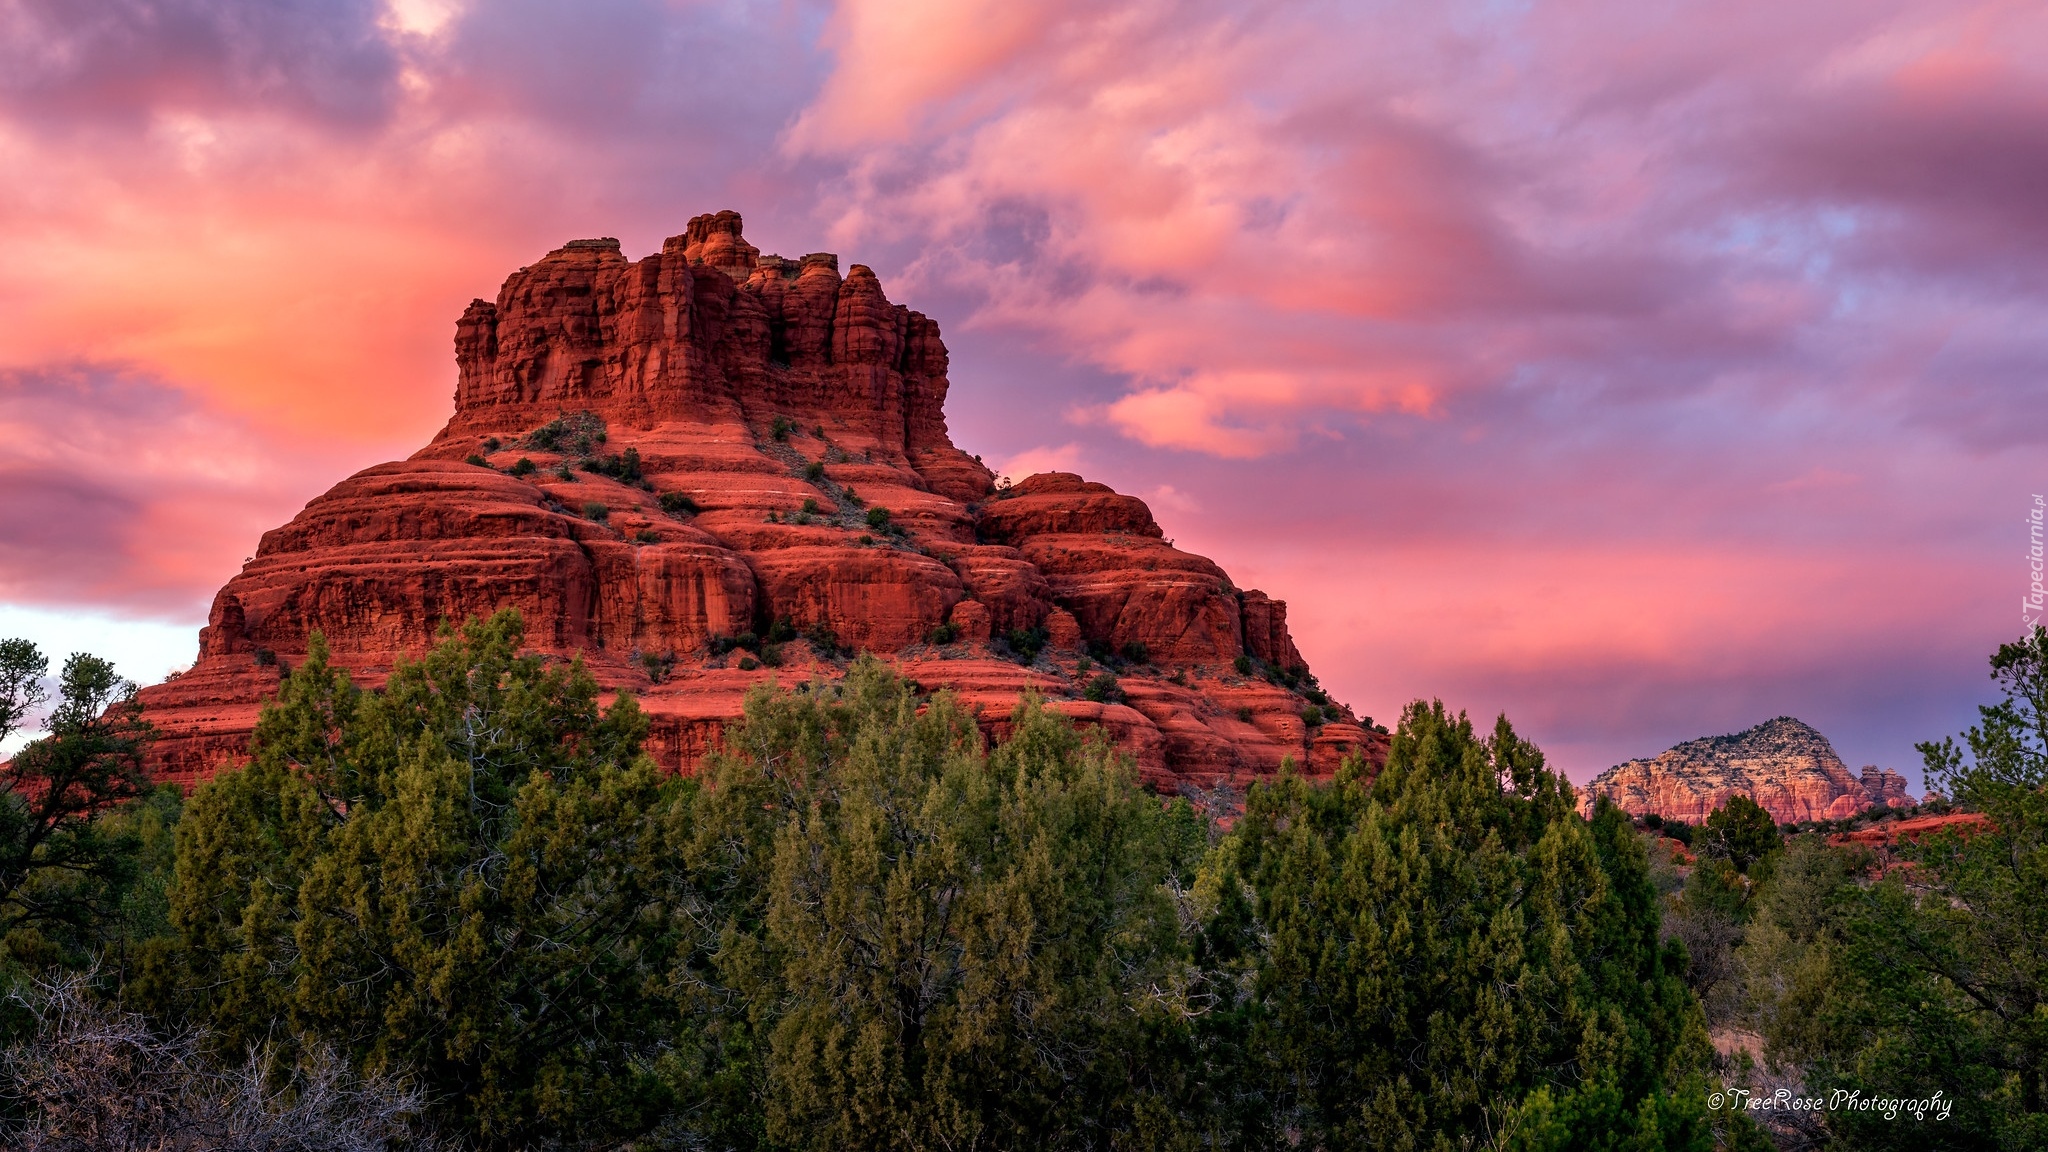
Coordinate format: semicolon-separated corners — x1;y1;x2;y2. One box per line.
137;212;1384;791
1578;716;1917;825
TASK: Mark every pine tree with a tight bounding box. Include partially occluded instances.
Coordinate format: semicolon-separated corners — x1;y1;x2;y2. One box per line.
0;647;157;967
1808;626;2048;1150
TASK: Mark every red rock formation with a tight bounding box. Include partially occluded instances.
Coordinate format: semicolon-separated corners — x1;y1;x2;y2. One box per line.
1578;716;1918;825
1857;765;1915;809
137;213;1383;791
1828;811;1991;848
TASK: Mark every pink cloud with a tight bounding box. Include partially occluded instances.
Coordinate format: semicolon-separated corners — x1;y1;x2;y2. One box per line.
793;0;2048;461
994;441;1085;484
0;0;2038;784
0;363;362;614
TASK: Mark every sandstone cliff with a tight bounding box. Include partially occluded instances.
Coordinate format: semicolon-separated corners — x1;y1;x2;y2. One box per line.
1578;716;1916;825
137;212;1384;791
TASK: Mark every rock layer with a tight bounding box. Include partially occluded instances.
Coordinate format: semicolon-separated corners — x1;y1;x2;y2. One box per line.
137;213;1384;791
1578;716;1917;825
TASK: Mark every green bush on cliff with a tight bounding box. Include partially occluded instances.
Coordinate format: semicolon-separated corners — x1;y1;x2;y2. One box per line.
1081;671;1123;704
525;412;605;456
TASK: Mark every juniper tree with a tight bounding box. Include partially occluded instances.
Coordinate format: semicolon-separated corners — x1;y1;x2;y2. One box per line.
166;612;676;1149
657;659;1205;1151
1203;702;1741;1150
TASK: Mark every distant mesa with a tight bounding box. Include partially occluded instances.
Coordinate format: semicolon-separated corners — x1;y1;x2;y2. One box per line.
1578;716;1916;825
136;211;1385;791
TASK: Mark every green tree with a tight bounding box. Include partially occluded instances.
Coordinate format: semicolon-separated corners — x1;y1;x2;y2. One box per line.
1698;795;1780;875
659;661;1205;1151
0;647;156;968
1668;797;1779;1022
1802;626;2048;1150
165;612;676;1149
1205;701;1728;1150
0;638;45;742
1732;833;1862;1065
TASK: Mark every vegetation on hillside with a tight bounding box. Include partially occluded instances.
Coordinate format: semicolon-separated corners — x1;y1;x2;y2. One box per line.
6;615;2043;1148
1660;625;2048;1150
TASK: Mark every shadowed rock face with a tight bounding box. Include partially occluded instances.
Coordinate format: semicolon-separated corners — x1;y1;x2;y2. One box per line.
1578;716;1917;824
138;212;1385;791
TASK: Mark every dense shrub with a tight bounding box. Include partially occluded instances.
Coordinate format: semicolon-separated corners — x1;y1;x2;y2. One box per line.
1003;626;1048;665
524;412;605;456
709;632;759;657
1698;794;1780;873
580;447;643;483
802;622;841;656
656;665;1200;1151
1081;672;1123;704
658;491;699;516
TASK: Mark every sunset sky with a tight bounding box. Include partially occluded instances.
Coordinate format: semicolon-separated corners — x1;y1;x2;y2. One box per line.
3;0;2043;783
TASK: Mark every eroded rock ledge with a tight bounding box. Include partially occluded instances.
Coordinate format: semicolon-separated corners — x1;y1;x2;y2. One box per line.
138;212;1385;791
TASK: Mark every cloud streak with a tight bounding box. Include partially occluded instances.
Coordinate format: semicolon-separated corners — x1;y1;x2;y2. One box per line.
0;362;358;614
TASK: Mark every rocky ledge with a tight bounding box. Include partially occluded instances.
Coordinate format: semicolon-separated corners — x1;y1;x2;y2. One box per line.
1578;716;1915;824
137;212;1385;791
